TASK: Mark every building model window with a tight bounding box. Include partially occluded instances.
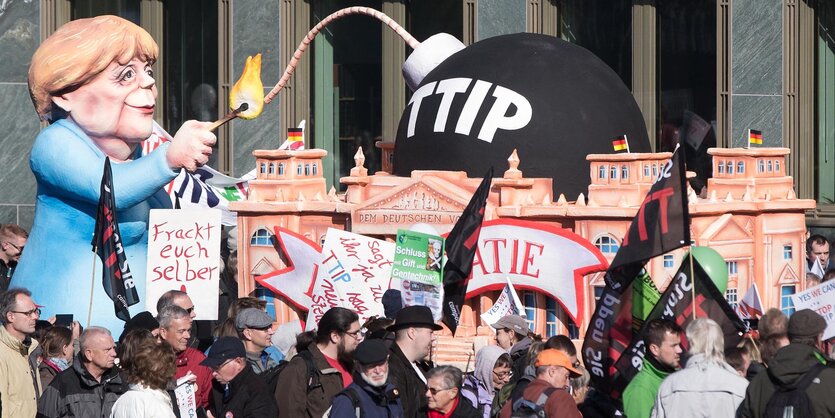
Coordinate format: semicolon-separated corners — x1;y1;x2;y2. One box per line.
767;160;773;172
523;291;537;331
644;164;650;177
260;162;268;174
664;254;674;269
775;160;780;173
305;163;311;176
725;288;738;310
312;163;318;175
783;245;792;260
758;160;765;173
595;235;620;253
727;161;734;175
717;162;725;175
297;164;303;175
781;285;796;316
737;161;745;174
269;163;276;174
278;163;285;175
250;228;274;246
545;298;557;337
599;165;607;179
621;165;629;180
610;165;618;179
727;261;738;275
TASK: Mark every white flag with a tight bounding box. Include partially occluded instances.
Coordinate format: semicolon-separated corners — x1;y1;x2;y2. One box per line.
736;283;764;319
481;278;526;327
810;257;826;280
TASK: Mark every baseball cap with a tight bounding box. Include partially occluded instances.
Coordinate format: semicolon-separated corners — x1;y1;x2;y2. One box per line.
535;349;582;377
200;337;246;369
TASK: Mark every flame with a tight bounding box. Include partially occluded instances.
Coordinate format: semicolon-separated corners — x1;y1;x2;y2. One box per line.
230;53;264;120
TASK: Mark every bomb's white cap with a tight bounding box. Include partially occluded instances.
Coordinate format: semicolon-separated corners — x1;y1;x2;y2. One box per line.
402;33;465;91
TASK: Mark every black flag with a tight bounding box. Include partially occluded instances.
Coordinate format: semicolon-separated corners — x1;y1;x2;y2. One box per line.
610;255;746;394
91;158;139;322
606;146;691;291
442;168;493;334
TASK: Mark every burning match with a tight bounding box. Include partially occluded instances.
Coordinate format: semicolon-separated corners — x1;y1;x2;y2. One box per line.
209;53;265;130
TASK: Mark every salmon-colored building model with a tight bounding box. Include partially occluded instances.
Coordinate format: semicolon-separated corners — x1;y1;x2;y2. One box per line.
230;144;815;364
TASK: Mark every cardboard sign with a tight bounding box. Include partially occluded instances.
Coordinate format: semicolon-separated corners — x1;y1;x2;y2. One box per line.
792;280;835;340
174;373;198;418
393;229;445;319
145;209;222;320
306;229;394;331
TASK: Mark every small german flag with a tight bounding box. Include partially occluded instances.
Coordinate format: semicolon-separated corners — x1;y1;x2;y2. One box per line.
748;129;762;146
612;135;629;153
287;128;304;150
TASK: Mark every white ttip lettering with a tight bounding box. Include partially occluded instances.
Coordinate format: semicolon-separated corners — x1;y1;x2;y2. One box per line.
406;78;533;143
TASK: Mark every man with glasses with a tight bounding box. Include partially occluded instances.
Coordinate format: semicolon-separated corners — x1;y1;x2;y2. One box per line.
0;224;27;292
499;349;582;418
277;306;361;418
0;287;41;418
329;339;403;417
38;326;128;417
236;308;278;374
157;305;213;412
202;336;277;417
386;305;442;418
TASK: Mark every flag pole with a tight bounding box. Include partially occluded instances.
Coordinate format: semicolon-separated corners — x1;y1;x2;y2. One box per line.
625;135;631;154
689;248;697;320
88;249;96;328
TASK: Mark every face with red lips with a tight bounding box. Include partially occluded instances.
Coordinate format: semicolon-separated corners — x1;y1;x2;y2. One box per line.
53;58;157;145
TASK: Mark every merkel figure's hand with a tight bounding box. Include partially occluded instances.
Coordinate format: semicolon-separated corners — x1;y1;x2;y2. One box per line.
167;120;216;172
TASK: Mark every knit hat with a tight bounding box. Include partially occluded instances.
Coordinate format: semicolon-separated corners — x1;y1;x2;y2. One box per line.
382;289;403;319
787;309;827;339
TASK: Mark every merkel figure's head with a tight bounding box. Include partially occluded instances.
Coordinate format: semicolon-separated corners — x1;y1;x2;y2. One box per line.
28;15;159;147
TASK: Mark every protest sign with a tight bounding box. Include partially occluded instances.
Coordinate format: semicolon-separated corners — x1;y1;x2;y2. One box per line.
393;229;445;320
306;229;395;330
792;280;835;340
145;209;222;320
480;277;525;326
174;372;197;418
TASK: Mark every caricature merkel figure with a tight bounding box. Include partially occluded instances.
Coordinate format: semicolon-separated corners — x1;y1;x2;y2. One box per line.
13;15;215;333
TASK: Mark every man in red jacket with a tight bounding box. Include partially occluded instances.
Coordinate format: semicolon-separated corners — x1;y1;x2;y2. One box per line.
499;349;582;418
158;305;213;409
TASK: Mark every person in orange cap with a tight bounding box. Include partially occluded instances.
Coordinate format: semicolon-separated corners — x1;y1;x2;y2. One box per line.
498;348;581;418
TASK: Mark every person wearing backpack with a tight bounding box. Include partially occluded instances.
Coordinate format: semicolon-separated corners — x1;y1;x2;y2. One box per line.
329;339;403;418
650;318;749;417
461;346;513;418
201;337;278;417
276;307;361;418
739;309;835;418
498;349;581;418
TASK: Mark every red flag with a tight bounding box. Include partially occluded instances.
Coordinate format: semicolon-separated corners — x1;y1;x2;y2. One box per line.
91;158;139;322
442;168;493;334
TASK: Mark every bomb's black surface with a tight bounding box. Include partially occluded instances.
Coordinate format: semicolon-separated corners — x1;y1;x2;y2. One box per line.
394;33;650;198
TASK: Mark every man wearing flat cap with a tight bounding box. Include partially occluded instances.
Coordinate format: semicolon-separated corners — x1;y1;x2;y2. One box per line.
329;339;403;417
740;309;835;417
499;349;581;418
236;308;278;374
202;336;278;417
387;305;442;418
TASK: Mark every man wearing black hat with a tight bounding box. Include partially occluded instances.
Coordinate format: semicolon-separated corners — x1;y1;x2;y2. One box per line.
739;309;835;417
329;339;403;417
201;336;277;417
387;305;442;418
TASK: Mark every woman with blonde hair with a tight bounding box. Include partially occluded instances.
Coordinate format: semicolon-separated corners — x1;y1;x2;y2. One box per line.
14;15;216;334
110;338;178;418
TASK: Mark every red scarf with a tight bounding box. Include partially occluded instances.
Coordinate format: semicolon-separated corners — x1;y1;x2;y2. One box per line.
428;397;459;418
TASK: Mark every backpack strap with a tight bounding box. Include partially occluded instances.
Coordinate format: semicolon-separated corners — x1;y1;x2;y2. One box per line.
340;387;363;418
793;363;826;391
297;350;322;391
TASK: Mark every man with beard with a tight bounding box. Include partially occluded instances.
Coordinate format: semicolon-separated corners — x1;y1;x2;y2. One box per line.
623;319;683;418
387;305;442;418
329;339;403;417
276;307;361;418
0;225;27;292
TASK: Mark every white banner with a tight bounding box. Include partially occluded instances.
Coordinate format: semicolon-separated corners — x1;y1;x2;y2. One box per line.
145;209;222;320
464;219;607;325
305;229;395;331
174;373;197;418
480;277;525;327
792;280;835;340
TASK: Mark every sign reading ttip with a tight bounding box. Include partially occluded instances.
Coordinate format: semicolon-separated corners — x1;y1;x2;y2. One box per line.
463;219;608;325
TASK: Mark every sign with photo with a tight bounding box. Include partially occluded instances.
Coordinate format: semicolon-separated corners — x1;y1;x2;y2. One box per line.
393;229;445;319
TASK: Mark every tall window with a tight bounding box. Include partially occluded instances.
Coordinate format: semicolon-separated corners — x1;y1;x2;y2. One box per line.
663;254;675;269
727;261;738;275
622;165;629;180
523;292;537;331
644;164;651;177
784;245;793;260
727;161;734;175
297;164;303;176
260;162;268;174
594;236;620;253
250;228;273;246
781;285;796;316
737;161;745;174
725;287;738;310
759;160;765;173
269;163;276;174
610;166;618;179
599;165;607;179
718;162;725;175
278;162;285;176
545;298;558;337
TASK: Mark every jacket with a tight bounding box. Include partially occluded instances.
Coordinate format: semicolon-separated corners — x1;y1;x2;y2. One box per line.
738;343;835;418
497;378;580;418
622;358;670;418
650;353;748;417
109;384;176;418
329;374;403;418
37;358;127;418
38;359;65;388
174;347;213;409
508;337;533;385
449;396;482;418
276;343;348;418
0;326;41;418
210;365;277;418
387;342;432;418
461;345;505;418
